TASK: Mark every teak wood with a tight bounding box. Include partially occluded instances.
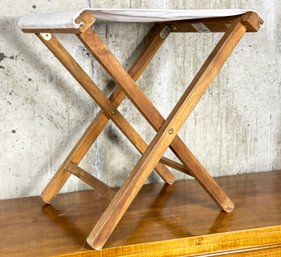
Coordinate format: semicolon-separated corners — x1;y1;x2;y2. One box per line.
21;10;263;250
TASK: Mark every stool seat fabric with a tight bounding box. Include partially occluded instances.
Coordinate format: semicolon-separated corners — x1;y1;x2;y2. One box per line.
18;8;254;30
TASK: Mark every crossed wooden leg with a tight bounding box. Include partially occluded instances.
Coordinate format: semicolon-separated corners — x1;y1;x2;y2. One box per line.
78;20;248;249
39;24;185;204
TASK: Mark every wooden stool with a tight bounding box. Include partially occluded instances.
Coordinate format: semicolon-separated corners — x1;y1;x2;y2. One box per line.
18;9;263;250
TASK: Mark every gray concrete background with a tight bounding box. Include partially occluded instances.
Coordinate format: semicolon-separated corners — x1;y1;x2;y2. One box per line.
0;0;280;200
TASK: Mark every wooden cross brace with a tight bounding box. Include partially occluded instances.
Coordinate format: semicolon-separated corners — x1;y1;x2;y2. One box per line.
21;10;263;250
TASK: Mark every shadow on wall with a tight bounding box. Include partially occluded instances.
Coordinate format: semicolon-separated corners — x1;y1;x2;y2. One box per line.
0;17;98;195
1;16;163;195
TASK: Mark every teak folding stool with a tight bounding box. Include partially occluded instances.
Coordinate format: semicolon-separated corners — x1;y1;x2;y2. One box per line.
18;9;263;249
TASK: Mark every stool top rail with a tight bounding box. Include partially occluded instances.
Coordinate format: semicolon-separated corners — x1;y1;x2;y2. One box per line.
18;9;263;34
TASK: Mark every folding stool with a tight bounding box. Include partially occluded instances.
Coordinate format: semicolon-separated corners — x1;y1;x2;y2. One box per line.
18;9;263;249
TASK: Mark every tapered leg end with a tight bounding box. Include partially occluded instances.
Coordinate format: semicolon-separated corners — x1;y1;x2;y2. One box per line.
222;198;235;213
86;236;103;251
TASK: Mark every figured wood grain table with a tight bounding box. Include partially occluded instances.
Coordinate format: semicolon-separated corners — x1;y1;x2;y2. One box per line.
18;8;263;250
0;171;281;256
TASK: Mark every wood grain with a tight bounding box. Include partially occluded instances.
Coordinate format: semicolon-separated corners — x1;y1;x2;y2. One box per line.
0;171;280;256
56;226;281;257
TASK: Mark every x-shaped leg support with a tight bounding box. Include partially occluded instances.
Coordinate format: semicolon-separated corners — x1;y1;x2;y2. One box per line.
79;22;243;249
26;10;262;250
39;24;183;204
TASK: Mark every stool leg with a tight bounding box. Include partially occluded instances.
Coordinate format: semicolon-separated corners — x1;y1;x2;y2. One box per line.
87;116;180;249
42;114;108;203
40;24;173;203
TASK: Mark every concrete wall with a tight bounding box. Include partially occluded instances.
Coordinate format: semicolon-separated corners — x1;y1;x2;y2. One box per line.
0;0;280;200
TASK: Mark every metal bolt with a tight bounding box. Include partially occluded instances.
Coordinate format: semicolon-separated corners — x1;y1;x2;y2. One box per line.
40;33;52;41
168;128;174;134
170;25;177;31
111;110;115;115
160;25;171;39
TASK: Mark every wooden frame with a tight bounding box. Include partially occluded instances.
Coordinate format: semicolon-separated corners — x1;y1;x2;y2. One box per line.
21;10;263;250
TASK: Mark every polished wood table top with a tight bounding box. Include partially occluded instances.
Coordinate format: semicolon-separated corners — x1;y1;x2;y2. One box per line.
0;171;280;256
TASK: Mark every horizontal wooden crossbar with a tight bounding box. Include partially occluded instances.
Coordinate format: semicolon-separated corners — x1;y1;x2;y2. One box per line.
160;157;192;176
65;162;115;201
65;157;191;199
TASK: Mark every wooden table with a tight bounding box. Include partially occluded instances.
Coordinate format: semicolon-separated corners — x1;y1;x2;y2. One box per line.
0;171;280;256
